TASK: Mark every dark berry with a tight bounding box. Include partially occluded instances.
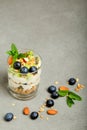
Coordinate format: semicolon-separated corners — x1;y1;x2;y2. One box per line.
46;99;54;107
51;92;59;99
68;78;76;85
13;61;21;70
29;66;37;73
30;112;38;120
47;85;56;93
4;113;14;121
20;66;28;74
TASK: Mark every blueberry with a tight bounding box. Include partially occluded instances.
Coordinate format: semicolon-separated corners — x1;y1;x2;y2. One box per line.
13;61;21;70
29;66;37;73
30;112;38;120
4;113;14;121
46;99;54;107
68;78;76;85
20;66;28;74
51;92;59;99
48;85;56;93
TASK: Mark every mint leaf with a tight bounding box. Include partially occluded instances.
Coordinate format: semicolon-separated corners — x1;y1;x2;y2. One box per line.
11;43;18;54
6;43;19;60
68;91;82;101
58;90;69;97
18;53;25;58
6;50;13;55
67;97;75;107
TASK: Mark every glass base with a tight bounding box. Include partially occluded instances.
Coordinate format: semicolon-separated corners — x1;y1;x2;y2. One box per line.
7;86;38;100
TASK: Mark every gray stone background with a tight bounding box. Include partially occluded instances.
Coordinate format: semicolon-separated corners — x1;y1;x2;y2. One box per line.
0;0;87;130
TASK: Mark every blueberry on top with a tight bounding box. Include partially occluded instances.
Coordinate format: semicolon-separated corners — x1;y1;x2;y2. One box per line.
68;78;76;85
29;66;37;73
13;61;21;70
20;66;28;74
4;113;14;121
47;85;56;93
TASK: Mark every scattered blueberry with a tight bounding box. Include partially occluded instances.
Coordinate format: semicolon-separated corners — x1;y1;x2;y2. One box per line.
51;92;59;99
4;113;14;121
30;112;39;120
13;61;21;70
68;78;76;85
47;85;56;94
46;99;54;107
29;66;37;73
20;66;28;74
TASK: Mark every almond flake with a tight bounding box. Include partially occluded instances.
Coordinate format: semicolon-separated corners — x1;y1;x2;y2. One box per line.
76;78;79;82
54;81;59;85
13;115;17;120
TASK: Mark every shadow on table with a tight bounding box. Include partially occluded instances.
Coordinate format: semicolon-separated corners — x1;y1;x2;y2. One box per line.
0;71;8;95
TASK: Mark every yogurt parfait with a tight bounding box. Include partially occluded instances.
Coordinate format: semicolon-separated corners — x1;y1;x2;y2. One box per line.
7;44;41;100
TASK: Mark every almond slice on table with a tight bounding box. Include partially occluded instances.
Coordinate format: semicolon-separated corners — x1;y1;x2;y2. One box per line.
47;109;58;115
23;107;30;115
59;86;69;91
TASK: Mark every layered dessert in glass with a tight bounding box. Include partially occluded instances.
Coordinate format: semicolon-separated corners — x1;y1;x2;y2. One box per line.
7;44;41;100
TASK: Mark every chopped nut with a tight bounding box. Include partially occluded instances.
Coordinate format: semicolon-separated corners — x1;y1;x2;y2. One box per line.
75;84;85;92
46;98;50;100
77;84;81;89
76;78;79;82
41;105;45;108
38;111;41;115
46;117;49;120
75;88;79;92
12;103;16;106
13;115;17;120
39;107;44;112
54;81;59;85
80;84;85;88
40;115;44;119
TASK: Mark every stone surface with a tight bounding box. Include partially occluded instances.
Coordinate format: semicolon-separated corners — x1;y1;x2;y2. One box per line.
0;0;87;130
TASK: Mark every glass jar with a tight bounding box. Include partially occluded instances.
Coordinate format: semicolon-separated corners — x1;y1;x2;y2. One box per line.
7;53;41;100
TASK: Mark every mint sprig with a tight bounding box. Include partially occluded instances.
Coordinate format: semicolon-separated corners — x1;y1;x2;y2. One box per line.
7;43;19;62
68;91;82;101
58;90;82;107
67;97;75;107
7;43;18;57
6;43;26;60
58;90;69;97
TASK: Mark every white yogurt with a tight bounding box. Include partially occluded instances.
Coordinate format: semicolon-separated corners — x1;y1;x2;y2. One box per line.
8;68;41;91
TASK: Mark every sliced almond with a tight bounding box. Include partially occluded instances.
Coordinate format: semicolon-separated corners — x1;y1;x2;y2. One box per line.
77;84;81;89
23;107;30;115
47;109;58;115
59;86;69;91
80;84;85;88
75;88;79;92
